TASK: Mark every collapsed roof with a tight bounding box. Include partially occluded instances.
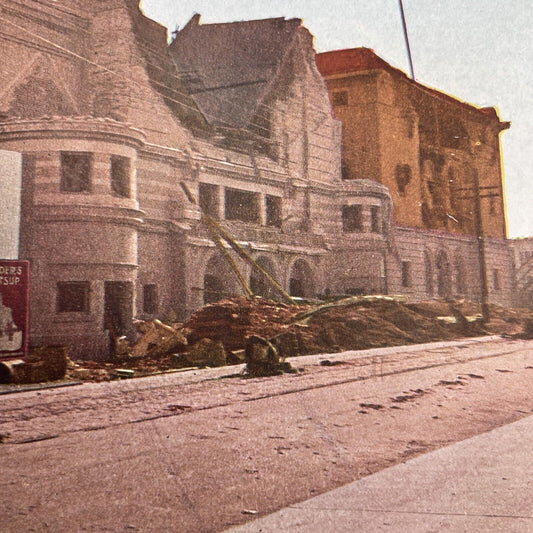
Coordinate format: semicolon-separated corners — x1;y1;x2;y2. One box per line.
169;14;303;130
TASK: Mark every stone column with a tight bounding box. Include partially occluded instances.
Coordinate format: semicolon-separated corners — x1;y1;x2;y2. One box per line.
92;153;111;195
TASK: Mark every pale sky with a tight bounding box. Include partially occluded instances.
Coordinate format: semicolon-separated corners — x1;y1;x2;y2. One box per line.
0;150;22;259
141;0;532;238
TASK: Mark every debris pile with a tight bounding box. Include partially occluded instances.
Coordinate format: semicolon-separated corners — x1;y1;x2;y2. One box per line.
175;338;227;368
292;297;457;354
130;319;188;358
10;296;530;384
0;345;68;384
182;295;533;358
406;299;528;337
181;295;477;358
184;297;309;352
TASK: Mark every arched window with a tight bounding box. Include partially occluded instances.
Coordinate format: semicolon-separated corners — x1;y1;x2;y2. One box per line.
436;251;451;298
203;254;242;304
289;259;315;298
454;257;467;297
424;252;434;296
395;164;412;195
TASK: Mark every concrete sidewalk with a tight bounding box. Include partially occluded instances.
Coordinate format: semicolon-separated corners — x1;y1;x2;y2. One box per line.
226;414;533;532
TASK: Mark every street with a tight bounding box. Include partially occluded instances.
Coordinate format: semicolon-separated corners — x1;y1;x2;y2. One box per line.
1;337;533;532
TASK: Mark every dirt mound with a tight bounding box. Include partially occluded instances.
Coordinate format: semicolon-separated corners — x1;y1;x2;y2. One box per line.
184;296;309;352
183;296;533;358
64;297;533;381
183;296;470;357
294;299;457;354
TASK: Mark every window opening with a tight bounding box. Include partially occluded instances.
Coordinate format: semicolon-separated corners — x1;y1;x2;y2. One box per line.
103;281;134;341
60;152;91;192
342;205;363;232
489;196;497;215
143;284;158;314
401;261;411;288
395;164;412;195
332;91;348;106
199;183;219;219
493;269;501;290
370;206;381;233
56;281;90;313
265;195;282;227
225;188;261;223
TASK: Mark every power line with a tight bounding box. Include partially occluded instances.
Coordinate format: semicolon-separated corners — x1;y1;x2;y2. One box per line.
0;12;339;165
134;38;336;143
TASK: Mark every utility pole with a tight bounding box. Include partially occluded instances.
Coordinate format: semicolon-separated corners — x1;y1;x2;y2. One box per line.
472;173;491;323
455;177;499;323
398;0;416;80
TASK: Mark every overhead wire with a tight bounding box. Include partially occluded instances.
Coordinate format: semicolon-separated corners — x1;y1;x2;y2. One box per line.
3;5;492;202
132;37;337;144
0;11;340;172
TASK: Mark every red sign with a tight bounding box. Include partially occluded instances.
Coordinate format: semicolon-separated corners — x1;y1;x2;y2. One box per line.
0;260;29;360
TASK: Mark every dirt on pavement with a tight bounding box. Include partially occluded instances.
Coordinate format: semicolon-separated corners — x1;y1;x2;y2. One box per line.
1;338;533;533
60;297;533;382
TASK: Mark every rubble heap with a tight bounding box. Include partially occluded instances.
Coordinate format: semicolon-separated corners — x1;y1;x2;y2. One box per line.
184;297;309;352
7;296;529;384
293;298;457;354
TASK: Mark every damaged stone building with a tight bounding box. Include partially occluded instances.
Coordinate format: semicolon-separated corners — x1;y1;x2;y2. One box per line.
316;47;514;306
0;0;517;356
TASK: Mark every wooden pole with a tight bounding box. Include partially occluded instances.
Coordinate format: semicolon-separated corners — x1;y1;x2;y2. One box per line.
180;182;295;304
398;0;416;81
214;223;295;304
472;173;491;322
180;182;254;300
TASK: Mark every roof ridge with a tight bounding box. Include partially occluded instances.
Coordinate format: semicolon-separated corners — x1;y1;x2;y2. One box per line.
192;16;301;27
316;47;503;119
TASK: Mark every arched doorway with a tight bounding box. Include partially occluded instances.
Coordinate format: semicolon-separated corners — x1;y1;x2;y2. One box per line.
250;256;279;300
436;250;451;298
203;254;241;304
289;259;314;298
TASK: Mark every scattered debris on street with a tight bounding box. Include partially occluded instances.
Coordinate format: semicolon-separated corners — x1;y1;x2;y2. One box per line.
0;345;68;384
1;296;532;384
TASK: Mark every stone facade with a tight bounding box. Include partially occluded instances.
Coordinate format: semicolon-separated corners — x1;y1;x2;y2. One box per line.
0;2;391;356
0;2;519;357
509;238;533;309
389;226;514;308
316;48;509;239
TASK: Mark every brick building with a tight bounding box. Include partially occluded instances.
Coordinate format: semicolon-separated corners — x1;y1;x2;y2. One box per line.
0;2;518;357
315;48;509;238
316;47;515;305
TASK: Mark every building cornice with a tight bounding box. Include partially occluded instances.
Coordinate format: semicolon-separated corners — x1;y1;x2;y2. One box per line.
0;116;146;148
339;179;391;200
32;204;145;229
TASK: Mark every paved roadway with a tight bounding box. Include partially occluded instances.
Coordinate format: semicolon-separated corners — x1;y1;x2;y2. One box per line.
226;413;533;532
1;337;532;532
0;336;511;444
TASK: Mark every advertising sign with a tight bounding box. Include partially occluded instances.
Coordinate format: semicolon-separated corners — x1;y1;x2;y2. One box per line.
0;260;29;360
